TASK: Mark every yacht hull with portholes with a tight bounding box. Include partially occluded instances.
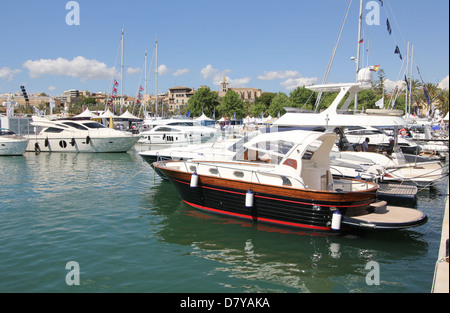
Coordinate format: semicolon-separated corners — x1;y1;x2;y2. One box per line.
26;117;138;153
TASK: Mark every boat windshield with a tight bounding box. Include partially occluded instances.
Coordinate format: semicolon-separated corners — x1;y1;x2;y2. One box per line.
62;122;88;130
82;122;107;129
43;127;65;133
233;140;295;164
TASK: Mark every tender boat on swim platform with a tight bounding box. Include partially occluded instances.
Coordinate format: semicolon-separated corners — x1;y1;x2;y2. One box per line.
153;130;427;233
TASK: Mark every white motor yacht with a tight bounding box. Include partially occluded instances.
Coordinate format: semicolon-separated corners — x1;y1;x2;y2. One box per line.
137;119;221;147
26;116;138;153
0;128;28;156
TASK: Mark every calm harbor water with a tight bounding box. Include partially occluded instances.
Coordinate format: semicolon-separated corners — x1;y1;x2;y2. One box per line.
0;150;448;293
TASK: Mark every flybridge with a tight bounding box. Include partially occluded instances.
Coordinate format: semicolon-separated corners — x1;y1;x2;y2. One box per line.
273;67;407;129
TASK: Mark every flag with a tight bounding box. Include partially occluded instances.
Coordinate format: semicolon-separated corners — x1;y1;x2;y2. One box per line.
114;79;119;86
358;38;364;44
394;46;403;60
375;97;384;109
386;18;392;35
139;86;143;92
404;75;410;91
423;87;431;105
372;65;380;72
378;0;383;6
113;87;117;93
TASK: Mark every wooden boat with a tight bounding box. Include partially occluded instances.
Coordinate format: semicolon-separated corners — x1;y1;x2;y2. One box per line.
153;130;427;232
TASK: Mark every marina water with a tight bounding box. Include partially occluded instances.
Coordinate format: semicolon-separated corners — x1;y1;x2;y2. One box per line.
0;150;447;293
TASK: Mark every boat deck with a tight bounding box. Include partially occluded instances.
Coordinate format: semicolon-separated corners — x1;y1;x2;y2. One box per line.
377;183;418;201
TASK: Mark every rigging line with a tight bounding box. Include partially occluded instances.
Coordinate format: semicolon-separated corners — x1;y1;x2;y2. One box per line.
314;0;353;112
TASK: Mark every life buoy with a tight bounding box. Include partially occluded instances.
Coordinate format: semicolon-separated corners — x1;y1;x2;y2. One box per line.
398;128;407;136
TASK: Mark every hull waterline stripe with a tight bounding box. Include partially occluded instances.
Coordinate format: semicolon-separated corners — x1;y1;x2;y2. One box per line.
182;200;331;231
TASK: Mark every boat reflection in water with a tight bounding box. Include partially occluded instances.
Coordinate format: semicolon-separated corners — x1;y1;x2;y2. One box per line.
153;130;428;233
144;179;430;293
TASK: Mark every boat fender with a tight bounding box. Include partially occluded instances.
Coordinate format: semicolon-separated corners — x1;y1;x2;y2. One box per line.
44;138;49;147
331;210;342;231
86;136;91;144
70;138;76;146
190;172;198;188
34;142;41;153
245;189;254;208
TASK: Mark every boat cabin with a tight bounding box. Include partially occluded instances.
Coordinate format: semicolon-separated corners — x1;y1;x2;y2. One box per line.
232;130;337;191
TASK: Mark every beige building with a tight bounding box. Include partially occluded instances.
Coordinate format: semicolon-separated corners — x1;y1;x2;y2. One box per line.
219;76;262;102
168;86;194;112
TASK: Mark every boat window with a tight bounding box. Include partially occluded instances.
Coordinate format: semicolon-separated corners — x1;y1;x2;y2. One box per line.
155;127;178;132
168;122;194;126
62;122;88;130
43;127;64;133
82;122;107;129
302;141;321;160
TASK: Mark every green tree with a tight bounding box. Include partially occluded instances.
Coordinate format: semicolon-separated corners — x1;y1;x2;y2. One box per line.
252;92;276;117
268;92;291;117
373;69;386;94
186;86;219;117
217;90;245;119
289;86;316;110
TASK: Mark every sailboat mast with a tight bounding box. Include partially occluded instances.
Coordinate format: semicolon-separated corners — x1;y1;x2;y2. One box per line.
121;28;124;114
405;42;410;118
354;0;363;113
155;38;158;117
409;44;414;117
144;49;148;118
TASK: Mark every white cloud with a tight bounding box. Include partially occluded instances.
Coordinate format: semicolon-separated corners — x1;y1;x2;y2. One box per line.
0;67;21;81
127;67;141;75
201;64;231;85
258;69;317;90
384;79;406;92
257;70;301;81
227;76;252;87
157;64;170;76
438;75;449;90
23;56;116;81
280;77;318;90
200;64;251;87
173;68;190;76
48;85;57;91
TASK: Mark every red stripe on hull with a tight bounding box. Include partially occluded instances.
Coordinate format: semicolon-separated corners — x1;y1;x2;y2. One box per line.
183;200;331;231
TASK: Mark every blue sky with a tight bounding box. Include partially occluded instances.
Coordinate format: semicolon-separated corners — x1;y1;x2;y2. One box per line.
1;0;448;98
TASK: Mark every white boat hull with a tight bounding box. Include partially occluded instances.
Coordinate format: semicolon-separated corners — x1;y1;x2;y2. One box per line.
26;135;137;153
0;138;28;156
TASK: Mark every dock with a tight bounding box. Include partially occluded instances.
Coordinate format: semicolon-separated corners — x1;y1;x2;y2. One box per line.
431;182;449;293
377;183;418;202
